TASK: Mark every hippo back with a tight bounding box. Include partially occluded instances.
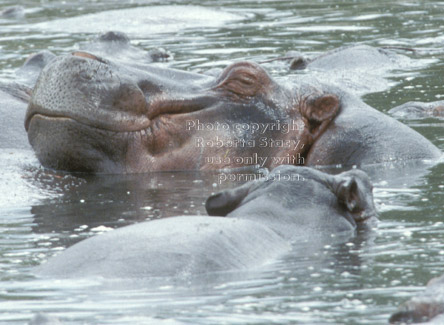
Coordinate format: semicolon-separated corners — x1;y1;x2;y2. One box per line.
35;216;290;279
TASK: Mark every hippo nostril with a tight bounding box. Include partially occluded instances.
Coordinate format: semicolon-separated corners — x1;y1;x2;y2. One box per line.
71;51;107;63
111;83;148;115
138;79;163;95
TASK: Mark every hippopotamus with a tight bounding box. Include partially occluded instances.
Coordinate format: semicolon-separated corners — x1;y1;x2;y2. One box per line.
0;82;31;149
0;5;25;19
1;31;172;151
284;44;412;71
389;100;444;120
29;313;63;325
24;48;441;173
15;31;169;88
16;51;57;87
390;274;444;324
304;86;441;166
262;45;420;96
0;48;57;149
34;165;377;279
77;31;171;64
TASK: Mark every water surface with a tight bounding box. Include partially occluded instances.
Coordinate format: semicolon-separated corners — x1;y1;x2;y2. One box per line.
2;1;444;324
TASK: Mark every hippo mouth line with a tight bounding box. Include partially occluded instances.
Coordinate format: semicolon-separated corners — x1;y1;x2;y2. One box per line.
25;96;216;133
146;95;218;121
25;111;152;134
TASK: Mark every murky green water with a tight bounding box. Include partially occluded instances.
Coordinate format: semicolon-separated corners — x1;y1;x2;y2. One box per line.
2;1;444;324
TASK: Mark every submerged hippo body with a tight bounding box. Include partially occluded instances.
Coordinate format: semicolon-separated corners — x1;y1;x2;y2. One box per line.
0;82;31;149
1;50;56;150
25;48;440;173
283;45;442;166
277;45;418;96
77;31;171;64
390;275;444;324
305;88;441;166
288;44;410;71
389;100;444;119
16;50;57;87
35;165;376;278
15;31;168;88
0;5;25;19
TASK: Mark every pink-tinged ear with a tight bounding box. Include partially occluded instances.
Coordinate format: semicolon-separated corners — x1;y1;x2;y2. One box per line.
299;93;341;139
301;93;340;124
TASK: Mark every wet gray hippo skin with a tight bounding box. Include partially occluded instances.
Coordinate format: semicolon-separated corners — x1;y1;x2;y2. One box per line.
25;48;440;173
389;100;444;120
286;44;408;71
0;50;55;149
34;165;377;278
29;313;63;325
390;274;444;324
0;82;31;149
16;50;57;87
0;5;25;19
16;31;168;87
78;31;171;64
305;88;441;166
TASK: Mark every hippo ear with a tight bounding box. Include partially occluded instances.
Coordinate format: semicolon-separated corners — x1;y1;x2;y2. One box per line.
388;310;424;325
301;94;340;125
205;181;257;216
337;177;360;212
289;56;308;70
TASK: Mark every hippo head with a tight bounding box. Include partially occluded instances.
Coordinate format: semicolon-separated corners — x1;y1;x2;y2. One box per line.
205;165;377;235
25;52;340;173
389;275;444;324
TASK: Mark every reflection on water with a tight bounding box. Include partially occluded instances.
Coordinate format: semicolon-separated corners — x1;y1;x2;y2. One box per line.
2;0;444;324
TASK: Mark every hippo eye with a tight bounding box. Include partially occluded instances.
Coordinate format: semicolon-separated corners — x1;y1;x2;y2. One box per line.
215;62;270;98
72;51;108;64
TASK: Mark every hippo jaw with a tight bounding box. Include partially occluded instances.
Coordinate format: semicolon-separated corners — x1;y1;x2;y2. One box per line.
25;53;340;173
